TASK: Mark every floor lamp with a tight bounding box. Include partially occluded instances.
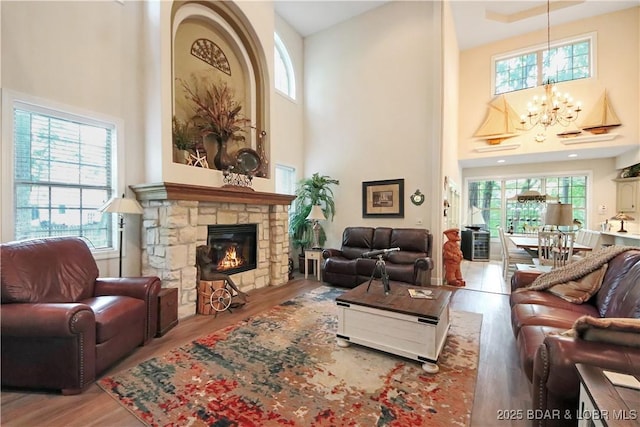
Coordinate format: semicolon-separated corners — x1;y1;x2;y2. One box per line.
98;193;143;277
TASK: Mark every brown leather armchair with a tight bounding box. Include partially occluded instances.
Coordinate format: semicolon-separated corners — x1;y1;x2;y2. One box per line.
1;237;161;395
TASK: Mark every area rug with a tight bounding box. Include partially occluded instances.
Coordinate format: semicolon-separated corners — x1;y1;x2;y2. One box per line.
99;286;482;426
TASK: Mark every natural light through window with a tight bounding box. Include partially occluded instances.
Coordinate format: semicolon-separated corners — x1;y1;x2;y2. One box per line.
274;32;296;100
11;100;117;250
494;35;593;95
467;175;588;238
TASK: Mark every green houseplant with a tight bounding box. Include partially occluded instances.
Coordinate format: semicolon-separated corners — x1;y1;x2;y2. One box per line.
289;173;340;272
172;116;196;164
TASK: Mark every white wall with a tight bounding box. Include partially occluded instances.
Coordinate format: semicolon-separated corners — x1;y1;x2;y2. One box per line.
1;1;147;277
459;7;640;169
441;1;461;229
303;1;444;281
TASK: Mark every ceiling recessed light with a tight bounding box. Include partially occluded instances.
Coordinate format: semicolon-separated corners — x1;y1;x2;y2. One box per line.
568;154;578;158
497;159;505;163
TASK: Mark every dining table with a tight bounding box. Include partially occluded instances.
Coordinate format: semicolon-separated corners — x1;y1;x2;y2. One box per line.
508;235;593;253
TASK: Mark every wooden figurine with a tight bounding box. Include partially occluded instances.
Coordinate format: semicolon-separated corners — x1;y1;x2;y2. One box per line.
443;228;465;287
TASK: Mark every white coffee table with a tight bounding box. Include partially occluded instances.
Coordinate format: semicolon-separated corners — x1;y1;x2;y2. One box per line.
335;280;451;373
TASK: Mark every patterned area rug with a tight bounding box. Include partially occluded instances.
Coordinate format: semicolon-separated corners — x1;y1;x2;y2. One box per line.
99;286;482;426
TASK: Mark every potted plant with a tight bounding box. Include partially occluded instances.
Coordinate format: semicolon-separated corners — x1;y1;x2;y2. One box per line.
289;173;340;273
172;116;196;164
179;76;252;170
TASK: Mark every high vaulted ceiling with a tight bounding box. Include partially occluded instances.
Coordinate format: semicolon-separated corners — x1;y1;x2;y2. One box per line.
274;1;639;50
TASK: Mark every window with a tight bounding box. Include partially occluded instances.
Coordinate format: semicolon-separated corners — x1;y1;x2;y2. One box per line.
9;96;119;251
494;35;592;95
467;174;588;237
274;32;296;100
275;164;296;195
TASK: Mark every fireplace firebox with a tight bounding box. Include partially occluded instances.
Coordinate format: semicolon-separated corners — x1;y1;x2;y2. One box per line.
207;224;257;275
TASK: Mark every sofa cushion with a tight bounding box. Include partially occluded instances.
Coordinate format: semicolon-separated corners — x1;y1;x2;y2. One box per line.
85;296;146;343
511;303;598;337
390;228;431;254
545;263;608;304
1;237;99;303
387;251;425;265
324;257;358;276
342;228;374;249
595;249;640;316
384;263;416;284
510;290;595;312
372;227;392;249
601;260;640;318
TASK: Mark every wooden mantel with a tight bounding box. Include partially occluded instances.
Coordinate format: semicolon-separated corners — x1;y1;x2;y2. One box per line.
130;182;296;205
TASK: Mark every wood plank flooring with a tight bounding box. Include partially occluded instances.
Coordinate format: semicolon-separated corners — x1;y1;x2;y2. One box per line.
1;262;532;427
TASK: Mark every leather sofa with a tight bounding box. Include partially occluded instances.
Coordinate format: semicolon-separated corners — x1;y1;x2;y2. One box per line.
510;248;640;426
322;227;433;288
1;237;161;395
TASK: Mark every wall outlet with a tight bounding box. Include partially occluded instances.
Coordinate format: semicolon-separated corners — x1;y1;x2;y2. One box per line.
416;218;423;225
598;205;607;215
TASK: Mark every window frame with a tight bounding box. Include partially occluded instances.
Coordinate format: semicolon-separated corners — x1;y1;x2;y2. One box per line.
491;32;596;96
464;171;591;240
1;89;124;260
274;32;296;101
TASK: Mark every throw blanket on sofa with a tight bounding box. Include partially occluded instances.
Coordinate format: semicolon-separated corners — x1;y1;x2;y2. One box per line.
517;246;638;302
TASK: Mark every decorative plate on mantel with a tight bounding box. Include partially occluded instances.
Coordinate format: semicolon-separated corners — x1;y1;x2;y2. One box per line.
235;148;262;175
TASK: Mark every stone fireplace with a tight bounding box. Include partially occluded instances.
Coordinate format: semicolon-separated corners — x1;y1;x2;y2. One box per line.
130;182;295;319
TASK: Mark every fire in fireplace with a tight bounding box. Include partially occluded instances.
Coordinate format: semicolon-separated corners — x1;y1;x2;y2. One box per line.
207;224;257;275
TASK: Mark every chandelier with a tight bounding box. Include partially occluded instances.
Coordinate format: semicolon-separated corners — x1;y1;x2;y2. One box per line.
519;0;582;132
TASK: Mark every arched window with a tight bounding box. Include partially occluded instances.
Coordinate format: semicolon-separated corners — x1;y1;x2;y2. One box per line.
274;32;296;100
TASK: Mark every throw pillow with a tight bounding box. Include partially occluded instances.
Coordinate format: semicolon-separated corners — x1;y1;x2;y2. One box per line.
546;263;608;304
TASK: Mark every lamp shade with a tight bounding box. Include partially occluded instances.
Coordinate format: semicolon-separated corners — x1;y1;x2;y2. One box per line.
306;205;326;221
98;194;143;215
610;212;635;222
545;203;573;226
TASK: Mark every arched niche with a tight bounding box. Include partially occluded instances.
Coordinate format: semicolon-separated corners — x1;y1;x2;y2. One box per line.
171;1;269;177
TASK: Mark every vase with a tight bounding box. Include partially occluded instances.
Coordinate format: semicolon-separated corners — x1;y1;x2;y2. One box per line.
214;137;235;170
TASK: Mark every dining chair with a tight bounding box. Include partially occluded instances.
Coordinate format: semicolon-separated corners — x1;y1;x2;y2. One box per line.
538;231;575;268
498;226;534;281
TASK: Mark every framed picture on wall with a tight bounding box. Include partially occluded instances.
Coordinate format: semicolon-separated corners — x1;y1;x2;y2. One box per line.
362;179;404;218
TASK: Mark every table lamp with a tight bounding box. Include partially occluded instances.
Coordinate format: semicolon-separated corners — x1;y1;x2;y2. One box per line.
610;212;635;233
306;205;326;249
545;203;573;231
98;193;144;276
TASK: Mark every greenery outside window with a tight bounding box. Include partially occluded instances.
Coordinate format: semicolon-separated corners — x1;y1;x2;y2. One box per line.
468;175;588;237
494;35;592;95
10;98;118;252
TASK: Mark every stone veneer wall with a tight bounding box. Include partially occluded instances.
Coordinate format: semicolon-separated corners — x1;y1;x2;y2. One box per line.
139;199;290;319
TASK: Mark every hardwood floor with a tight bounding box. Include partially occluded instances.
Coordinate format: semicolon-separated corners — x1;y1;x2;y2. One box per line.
1;263;532;427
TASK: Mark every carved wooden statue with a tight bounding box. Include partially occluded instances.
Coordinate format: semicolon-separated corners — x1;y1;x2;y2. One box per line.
443;228;465;287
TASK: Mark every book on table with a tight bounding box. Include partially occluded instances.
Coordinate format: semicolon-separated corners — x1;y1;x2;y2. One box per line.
408;288;433;299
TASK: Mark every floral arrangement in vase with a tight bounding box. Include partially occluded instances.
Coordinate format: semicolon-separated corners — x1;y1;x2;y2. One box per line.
179;76;252;170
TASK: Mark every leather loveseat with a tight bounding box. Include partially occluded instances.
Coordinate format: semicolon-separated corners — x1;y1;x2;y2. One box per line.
322;227;433;288
1;237;161;395
510;247;640;426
